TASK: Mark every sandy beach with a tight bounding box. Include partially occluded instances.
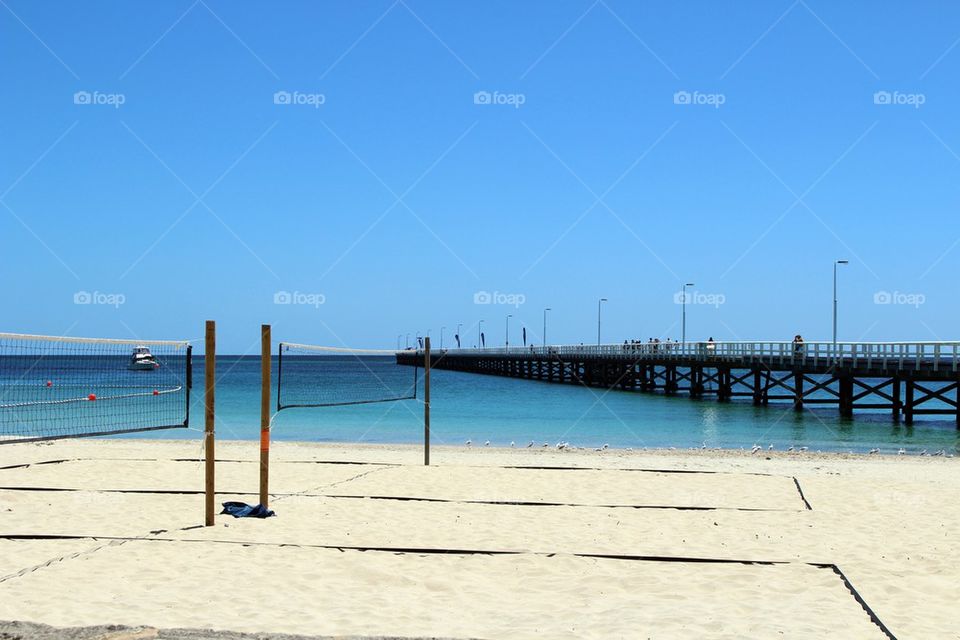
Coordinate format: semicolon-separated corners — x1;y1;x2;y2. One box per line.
0;439;957;639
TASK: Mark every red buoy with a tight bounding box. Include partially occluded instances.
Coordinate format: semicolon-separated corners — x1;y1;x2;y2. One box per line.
153;389;159;396
46;381;52;387
87;393;97;401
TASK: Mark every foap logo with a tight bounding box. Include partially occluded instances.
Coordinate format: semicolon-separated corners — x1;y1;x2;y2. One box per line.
873;290;926;308
273;91;326;108
473;290;526;308
673;290;726;308
73;90;126;109
473;90;526;108
274;290;325;308
673;90;725;108
873;90;925;108
73;291;126;308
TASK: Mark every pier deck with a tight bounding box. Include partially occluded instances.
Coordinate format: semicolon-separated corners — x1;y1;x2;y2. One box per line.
397;341;960;425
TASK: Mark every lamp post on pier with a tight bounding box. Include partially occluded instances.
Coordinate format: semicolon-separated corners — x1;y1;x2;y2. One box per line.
543;308;551;348
597;298;607;346
440;326;445;350
506;314;512;350
681;283;695;348
833;260;848;364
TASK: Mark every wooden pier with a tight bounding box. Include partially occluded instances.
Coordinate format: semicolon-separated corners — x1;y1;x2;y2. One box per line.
397;341;960;425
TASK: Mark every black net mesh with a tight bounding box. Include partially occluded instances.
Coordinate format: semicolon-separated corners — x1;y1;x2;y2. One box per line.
0;333;191;443
277;343;418;410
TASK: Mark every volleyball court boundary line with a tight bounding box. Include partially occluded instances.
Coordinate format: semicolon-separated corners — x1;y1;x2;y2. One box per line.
0;532;897;639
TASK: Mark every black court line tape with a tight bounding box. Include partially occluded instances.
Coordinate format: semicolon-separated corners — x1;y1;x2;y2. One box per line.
321;494;804;513
812;563;898;640
2;457;783;477
170;458;399;467
0;534;898;636
0;533;790;566
0;486;805;512
0;459;72;471
793;477;813;510
0;486;260;496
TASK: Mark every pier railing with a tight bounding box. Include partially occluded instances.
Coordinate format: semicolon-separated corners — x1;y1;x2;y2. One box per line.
421;341;960;372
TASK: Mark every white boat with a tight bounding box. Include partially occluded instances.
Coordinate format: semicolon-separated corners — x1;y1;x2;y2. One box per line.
128;345;159;371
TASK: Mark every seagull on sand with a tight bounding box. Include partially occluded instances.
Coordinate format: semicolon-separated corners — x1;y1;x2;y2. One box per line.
768;444;774;450
510;441;515;447
484;440;491;447
602;443;609;450
557;441;568;450
869;448;879;454
527;441;534;448
542;442;549;448
465;439;472;447
751;444;762;454
897;448;906;455
799;446;808;452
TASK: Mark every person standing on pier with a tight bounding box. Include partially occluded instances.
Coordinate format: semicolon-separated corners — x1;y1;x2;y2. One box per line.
793;334;805;356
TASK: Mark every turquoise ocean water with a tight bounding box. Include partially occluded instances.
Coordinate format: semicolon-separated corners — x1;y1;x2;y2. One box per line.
138;356;960;455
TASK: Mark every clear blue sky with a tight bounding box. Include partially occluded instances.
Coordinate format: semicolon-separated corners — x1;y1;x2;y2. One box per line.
3;1;959;352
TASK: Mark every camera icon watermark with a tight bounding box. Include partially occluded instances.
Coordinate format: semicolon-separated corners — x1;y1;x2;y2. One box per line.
473;290;526;308
273;90;326;108
873;290;925;308
73;91;126;109
673;90;725;108
274;290;325;308
873;90;925;108
673;290;726;308
473;90;526;109
73;291;126;308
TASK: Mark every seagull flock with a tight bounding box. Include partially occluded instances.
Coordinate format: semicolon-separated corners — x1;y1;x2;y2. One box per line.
462;439;953;457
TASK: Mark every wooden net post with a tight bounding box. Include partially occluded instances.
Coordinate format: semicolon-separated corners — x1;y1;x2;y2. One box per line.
424;336;431;466
260;324;271;507
204;320;216;526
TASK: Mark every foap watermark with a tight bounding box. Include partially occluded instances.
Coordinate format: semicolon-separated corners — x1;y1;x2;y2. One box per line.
73;91;125;109
473;290;526;308
873;90;925;109
874;290;925;308
274;290;325;308
673;290;726;308
273;91;326;108
473;91;526;108
673;90;725;108
74;291;126;308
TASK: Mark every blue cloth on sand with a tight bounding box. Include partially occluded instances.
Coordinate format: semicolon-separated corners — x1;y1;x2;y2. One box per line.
220;501;275;518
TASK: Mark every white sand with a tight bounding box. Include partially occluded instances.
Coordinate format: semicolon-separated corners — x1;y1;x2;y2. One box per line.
0;438;957;638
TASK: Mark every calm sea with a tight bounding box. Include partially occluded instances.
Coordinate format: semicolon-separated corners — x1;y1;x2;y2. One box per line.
142;356;960;455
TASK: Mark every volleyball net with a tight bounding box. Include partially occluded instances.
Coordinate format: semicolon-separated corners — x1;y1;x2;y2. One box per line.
276;342;417;411
0;332;192;444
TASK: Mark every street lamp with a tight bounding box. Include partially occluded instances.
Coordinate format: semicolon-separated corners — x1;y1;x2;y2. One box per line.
543;308;551;348
597;298;607;346
440;326;445;350
456;323;462;349
833;260;848;363
405;333;410;349
478;320;484;349
397;334;402;350
506;314;512;350
681;282;695;348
